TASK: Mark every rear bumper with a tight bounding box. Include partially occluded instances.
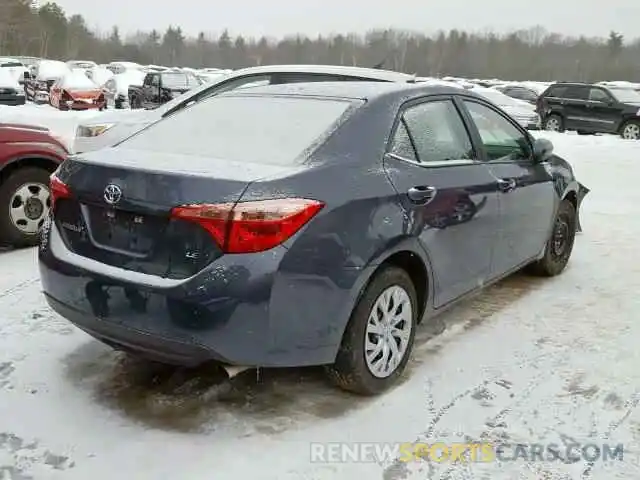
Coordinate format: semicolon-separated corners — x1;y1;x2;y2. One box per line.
0;95;26;106
39;223;359;368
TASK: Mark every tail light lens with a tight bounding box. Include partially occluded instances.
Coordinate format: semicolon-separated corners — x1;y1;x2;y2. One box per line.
171;198;324;253
50;173;71;211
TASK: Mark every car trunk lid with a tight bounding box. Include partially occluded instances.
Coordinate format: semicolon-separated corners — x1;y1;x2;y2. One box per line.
53;148;297;278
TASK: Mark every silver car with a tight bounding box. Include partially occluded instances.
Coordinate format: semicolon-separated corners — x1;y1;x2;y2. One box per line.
73;64;418;153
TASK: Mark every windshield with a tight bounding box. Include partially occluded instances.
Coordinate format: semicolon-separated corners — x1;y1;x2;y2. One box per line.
121;95;358;165
609;88;640;103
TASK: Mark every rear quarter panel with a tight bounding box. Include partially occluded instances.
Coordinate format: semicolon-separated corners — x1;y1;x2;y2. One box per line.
238;95;434;353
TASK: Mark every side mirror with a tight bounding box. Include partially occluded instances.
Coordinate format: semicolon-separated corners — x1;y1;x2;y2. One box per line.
533;138;553;162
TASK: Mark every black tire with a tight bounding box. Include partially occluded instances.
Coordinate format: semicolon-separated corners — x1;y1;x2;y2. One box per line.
326;266;418;395
543;113;564;132
620;120;640;140
527;200;576;277
0;167;52;247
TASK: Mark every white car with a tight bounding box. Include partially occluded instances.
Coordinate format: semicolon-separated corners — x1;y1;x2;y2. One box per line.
471;86;540;129
73;64;418;153
0;68;25;106
102;69;146;108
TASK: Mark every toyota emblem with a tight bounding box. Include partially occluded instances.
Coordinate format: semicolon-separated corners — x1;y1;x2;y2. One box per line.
104;184;122;205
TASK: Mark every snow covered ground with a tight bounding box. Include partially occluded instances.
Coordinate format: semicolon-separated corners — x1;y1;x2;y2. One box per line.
1;130;640;479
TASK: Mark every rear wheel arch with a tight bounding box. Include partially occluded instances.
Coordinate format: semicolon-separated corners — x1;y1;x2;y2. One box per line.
0;155;60;185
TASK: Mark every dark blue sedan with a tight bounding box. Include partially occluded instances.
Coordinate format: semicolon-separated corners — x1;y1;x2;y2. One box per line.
39;82;585;395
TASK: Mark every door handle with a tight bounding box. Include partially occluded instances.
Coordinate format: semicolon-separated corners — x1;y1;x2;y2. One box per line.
497;178;516;193
407;186;437;204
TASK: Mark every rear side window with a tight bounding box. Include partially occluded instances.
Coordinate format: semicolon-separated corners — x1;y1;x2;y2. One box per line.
401;100;475;163
121;95;358;165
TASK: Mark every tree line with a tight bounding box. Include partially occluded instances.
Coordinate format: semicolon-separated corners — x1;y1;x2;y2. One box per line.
1;0;640;82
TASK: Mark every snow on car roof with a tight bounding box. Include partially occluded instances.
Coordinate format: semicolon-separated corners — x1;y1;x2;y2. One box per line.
58;70;98;89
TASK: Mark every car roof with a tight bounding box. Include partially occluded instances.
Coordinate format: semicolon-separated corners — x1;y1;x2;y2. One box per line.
225;64;417;82
219;81;474;102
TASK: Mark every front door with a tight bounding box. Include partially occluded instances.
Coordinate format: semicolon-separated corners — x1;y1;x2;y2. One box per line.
459;98;556;277
383;96;502;308
584;87;621;133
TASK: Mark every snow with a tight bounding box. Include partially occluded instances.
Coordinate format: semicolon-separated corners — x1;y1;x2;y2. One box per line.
2;117;640;478
0;70;20;89
34;60;70;81
57;70;98;90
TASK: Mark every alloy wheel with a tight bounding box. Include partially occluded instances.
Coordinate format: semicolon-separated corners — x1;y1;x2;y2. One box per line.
545;117;560;131
9;182;50;235
364;285;413;378
622;123;640;140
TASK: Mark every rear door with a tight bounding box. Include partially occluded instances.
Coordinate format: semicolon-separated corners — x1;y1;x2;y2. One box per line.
458;98;556;277
561;85;590;130
383;96;502;307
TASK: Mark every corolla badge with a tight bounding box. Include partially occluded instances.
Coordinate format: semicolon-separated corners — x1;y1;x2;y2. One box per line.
104;183;122;205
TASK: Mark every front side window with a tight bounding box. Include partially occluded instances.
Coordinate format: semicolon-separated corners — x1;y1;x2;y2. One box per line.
401;100;474;163
463;100;531;162
589;88;610;102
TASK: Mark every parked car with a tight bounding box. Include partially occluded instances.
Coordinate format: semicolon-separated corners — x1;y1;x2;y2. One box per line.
24;60;70;103
105;61;142;74
102;70;146;109
73;64;418;153
49;70;106;111
537;82;640;139
85;66;113;87
0;124;68;246
0;57;28;86
471;87;540;129
128;70;202;109
493;84;539;104
66;60;98;71
42;82;586;395
0;69;26;106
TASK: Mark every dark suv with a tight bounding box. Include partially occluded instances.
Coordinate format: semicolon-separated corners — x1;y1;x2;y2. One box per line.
537;82;640;139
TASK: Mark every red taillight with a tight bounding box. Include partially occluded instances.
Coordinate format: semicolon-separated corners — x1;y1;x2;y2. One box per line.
170;198;324;253
50;173;71;211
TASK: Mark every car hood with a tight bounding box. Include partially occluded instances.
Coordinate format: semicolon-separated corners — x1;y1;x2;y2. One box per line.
80;108;159;126
501;105;536;116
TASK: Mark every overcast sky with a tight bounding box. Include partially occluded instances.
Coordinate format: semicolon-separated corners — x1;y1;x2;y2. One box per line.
51;0;640;40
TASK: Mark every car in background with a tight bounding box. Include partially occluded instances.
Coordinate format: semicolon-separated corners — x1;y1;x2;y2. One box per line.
24;60;70;103
0;69;26;106
42;82;585;395
102;69;146;109
128;70;202;109
0;124;68;246
49;70;106;111
0;57;28;86
85;65;113;87
73;64;418;153
105;61;143;75
66;60;98;71
493;84;539;104
537;82;640;139
470;87;540;129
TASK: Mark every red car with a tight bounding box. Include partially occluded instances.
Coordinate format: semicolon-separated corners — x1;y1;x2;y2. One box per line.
49;70;106;111
0;124;68;246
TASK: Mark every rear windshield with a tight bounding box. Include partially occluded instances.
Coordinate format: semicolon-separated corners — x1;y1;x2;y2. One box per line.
121;95;357;165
